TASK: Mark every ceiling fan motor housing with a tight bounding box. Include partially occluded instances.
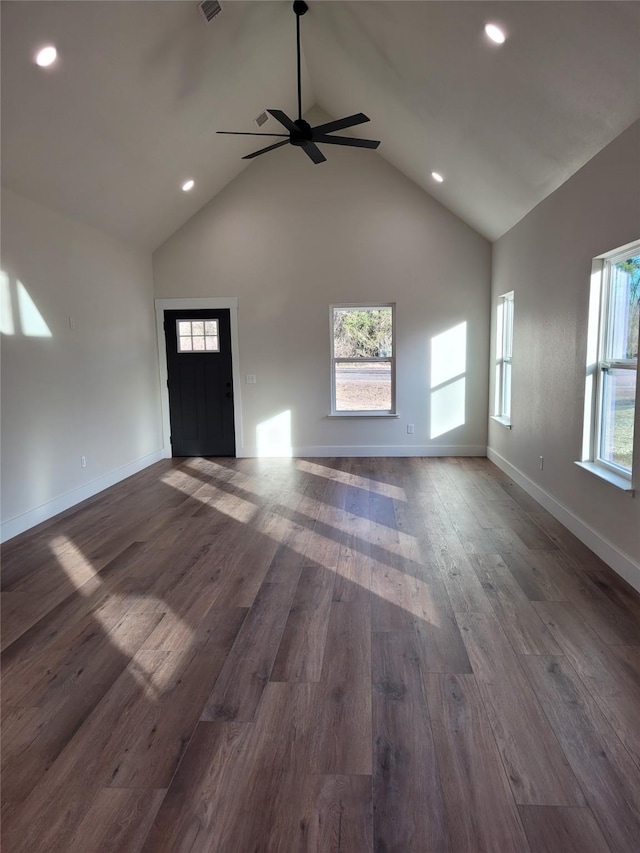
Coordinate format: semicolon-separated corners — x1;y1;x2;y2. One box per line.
290;119;312;145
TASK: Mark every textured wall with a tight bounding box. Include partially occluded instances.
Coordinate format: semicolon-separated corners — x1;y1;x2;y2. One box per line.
153;116;491;456
1;189;162;529
489;121;640;568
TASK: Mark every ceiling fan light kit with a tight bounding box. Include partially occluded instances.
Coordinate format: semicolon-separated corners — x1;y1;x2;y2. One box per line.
217;1;380;164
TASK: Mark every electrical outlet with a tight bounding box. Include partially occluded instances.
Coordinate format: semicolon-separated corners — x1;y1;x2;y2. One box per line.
246;374;256;384
539;455;544;470
81;456;87;468
407;424;415;434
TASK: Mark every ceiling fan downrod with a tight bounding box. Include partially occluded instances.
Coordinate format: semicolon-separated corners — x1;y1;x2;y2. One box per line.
293;1;308;123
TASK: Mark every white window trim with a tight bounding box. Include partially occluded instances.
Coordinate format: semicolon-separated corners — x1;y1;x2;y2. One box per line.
577;240;639;492
491;414;512;429
494;291;514;426
574;460;634;493
329;303;397;417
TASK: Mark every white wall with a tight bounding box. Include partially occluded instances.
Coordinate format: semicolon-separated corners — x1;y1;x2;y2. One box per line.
489;121;640;583
1;188;163;540
153;121;491;457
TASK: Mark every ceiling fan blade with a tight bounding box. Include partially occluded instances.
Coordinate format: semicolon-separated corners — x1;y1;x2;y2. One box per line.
312;113;370;135
242;140;289;160
312;134;380;150
266;109;298;133
301;141;326;164
217;131;289;137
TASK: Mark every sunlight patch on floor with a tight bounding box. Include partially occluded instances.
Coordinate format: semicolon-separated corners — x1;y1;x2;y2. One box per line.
160;470;259;524
371;562;440;627
159;462;440;625
51;459;441;682
368;520;415;554
50;536;194;701
49;536;99;590
295;459;407;501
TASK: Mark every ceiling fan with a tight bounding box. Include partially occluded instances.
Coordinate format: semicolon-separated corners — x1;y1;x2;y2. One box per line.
217;0;380;164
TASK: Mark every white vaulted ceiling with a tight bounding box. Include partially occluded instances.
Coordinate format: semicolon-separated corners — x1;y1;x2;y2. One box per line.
2;1;639;249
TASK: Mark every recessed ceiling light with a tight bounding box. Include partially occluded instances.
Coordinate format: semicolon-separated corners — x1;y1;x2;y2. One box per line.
485;24;506;44
431;172;444;183
181;179;195;192
35;45;57;67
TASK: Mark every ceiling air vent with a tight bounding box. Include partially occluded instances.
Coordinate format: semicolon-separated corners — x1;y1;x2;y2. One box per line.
254;111;269;129
198;0;222;24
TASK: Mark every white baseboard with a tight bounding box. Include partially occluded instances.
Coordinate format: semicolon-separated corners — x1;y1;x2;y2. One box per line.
487;448;640;593
237;444;487;458
1;450;165;543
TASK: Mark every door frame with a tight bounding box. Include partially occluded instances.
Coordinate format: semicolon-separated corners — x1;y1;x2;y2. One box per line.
155;297;243;458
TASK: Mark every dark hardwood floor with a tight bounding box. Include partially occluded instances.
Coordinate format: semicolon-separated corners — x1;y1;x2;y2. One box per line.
2;456;640;852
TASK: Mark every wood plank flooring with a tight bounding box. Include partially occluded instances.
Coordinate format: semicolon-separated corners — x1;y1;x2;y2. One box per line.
2;456;640;852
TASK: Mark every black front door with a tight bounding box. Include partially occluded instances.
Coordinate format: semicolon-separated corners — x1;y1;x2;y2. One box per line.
164;309;235;456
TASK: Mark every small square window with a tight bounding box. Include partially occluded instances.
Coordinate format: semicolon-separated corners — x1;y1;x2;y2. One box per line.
176;319;220;353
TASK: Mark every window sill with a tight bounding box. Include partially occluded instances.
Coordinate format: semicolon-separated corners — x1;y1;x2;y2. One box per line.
491;415;512;429
327;413;399;419
574;461;634;494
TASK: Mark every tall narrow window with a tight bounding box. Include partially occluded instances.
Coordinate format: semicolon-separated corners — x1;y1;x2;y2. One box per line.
494;291;514;426
595;245;639;478
330;304;395;414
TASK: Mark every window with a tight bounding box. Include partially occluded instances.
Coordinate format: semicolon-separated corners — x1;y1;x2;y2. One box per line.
494;291;514;426
330;304;395;415
594;245;639;478
177;319;219;352
579;241;639;489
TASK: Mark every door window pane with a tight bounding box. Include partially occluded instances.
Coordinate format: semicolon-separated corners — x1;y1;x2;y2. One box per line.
176;319;220;353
